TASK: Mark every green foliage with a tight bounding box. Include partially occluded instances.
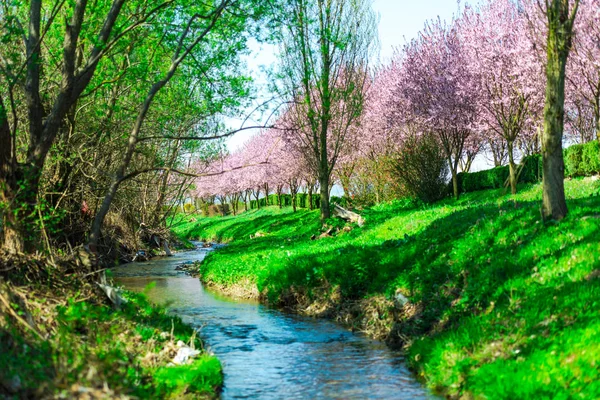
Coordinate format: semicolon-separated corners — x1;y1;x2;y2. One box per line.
0;289;221;398
176;178;600;399
249;193;320;210
391;133;449;203
153;357;222;398
460;154;542;193
565;144;585;177
565;140;600;177
330;196;349;208
519;154;543;183
461;165;510;192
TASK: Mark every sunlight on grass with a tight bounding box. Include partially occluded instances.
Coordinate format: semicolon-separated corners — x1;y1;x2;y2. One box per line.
173;178;600;398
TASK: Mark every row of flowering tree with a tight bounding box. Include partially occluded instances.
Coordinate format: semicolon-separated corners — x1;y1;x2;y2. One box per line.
190;0;591;219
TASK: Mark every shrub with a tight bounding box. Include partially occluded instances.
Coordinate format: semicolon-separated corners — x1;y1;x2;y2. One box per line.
581;140;600;176
519;154;542;183
564;141;600;177
391;134;449;203
330;196;349;208
564;144;585;177
462;165;509;193
459;154;542;194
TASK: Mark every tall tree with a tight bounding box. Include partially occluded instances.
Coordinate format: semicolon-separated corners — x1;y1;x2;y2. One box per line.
463;0;544;194
0;0;169;252
566;0;600;142
278;0;376;222
397;19;478;199
540;0;579;220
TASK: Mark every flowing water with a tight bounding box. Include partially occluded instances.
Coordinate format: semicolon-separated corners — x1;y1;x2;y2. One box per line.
113;244;433;400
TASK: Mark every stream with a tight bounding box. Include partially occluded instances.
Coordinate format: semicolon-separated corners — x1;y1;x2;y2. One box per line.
112;243;433;399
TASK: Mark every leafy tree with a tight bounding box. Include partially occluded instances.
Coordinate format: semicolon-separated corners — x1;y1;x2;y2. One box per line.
276;0;377;222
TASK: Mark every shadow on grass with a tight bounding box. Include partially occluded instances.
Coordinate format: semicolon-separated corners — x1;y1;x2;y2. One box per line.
261;195;600;338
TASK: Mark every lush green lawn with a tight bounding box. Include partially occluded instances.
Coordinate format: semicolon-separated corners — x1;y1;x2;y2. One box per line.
173;179;600;399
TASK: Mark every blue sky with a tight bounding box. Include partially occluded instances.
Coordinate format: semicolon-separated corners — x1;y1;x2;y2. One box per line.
225;0;472;151
374;0;467;62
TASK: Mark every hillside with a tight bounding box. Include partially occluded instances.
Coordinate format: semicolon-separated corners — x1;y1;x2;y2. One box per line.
173;178;600;399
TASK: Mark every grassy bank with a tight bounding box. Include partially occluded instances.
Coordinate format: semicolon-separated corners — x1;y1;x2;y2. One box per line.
0;259;222;399
173;178;600;399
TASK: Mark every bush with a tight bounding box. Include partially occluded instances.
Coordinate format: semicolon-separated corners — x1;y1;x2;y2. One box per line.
564;141;600;177
564;144;585;177
462;165;509;193
459;154;542;194
330;196;349;208
392;134;449;203
519;154;542;183
581;140;600;176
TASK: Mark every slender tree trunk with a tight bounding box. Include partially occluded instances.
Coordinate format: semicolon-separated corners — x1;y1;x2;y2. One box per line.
319;174;330;220
0;95;24;253
292;192;297;212
307;184;313;210
277;185;283;208
442;137;461;200
541;0;578;221
507;140;517;195
451;168;459;200
595;100;600;141
289;180;298;212
264;183;269;206
254;189;261;209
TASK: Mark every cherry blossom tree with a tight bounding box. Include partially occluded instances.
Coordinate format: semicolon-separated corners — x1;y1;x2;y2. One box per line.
277;0;377;221
567;0;600;141
395;19;478;199
462;0;544;194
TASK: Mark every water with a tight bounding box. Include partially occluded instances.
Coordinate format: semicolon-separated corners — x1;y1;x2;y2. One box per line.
113;244;433;400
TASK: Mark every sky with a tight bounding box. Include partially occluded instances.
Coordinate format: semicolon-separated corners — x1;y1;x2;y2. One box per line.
225;0;473;152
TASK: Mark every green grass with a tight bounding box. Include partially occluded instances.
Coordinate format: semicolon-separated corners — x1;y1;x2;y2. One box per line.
174;178;600;399
0;286;222;399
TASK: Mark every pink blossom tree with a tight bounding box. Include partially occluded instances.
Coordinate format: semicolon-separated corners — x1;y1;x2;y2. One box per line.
566;0;600;141
462;0;544;193
395;18;479;199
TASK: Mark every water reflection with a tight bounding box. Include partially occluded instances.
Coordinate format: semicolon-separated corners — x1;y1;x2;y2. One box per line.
113;244;433;400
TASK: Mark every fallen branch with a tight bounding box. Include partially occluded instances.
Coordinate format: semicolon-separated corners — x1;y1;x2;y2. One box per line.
333;204;365;227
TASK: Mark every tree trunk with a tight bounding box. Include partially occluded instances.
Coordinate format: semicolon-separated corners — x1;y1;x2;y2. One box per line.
289;180;298;212
443;141;461;200
254;189;261;209
507;140;517;195
451;168;459;200
595;100;600;141
541;0;577;221
319;174;330;221
0;95;24;253
307;184;313;210
292;193;297;212
277;185;283;209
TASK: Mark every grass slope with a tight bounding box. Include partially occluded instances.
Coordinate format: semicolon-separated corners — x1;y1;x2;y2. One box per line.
0;276;222;399
173;179;600;399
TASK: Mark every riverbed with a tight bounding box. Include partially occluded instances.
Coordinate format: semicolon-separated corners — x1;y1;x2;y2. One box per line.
113;244;433;399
